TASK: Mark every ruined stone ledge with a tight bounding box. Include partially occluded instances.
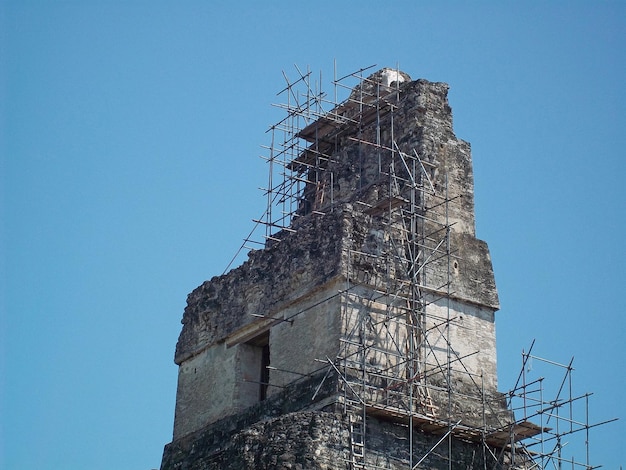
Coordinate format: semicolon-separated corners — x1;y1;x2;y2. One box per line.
161;371;339;470
343;209;499;311
161;410;349;470
175;209;346;364
162;405;513;470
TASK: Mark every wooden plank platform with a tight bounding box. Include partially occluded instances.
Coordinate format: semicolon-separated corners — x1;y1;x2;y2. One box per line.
363;402;547;449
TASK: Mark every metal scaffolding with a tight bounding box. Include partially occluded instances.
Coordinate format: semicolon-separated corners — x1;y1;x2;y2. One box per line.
503;340;617;469
235;63;615;469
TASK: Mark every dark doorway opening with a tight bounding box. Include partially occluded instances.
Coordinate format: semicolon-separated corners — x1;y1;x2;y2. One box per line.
247;331;270;401
260;342;270;401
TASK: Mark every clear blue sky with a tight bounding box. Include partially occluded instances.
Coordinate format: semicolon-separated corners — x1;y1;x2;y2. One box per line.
2;1;624;469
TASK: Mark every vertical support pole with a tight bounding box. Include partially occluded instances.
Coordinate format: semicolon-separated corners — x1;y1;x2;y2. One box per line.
522;348;528;420
481;373;487;470
267;127;275;239
445;172;452;470
585;393;590;470
539;377;546;468
569;364;574;435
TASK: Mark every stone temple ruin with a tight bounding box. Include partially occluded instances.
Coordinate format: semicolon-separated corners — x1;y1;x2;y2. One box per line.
160;66;613;469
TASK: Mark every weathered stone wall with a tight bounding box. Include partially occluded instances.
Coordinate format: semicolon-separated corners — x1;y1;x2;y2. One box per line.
337;284;503;428
344;210;499;311
162;372;341;470
175;209;345;365
417;296;498;390
428;231;499;310
298;77;477;238
173;209;351;438
164;408;510;470
394;80;477;237
164;411;350;470
268;280;344;393
173;343;238;439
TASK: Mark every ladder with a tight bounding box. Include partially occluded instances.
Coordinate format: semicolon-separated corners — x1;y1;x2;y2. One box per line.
349;410;366;468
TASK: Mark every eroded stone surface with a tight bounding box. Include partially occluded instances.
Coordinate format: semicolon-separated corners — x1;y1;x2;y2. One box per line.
175;210;345;364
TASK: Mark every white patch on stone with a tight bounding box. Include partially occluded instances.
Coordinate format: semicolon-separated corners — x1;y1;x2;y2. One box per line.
380;69;406;87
